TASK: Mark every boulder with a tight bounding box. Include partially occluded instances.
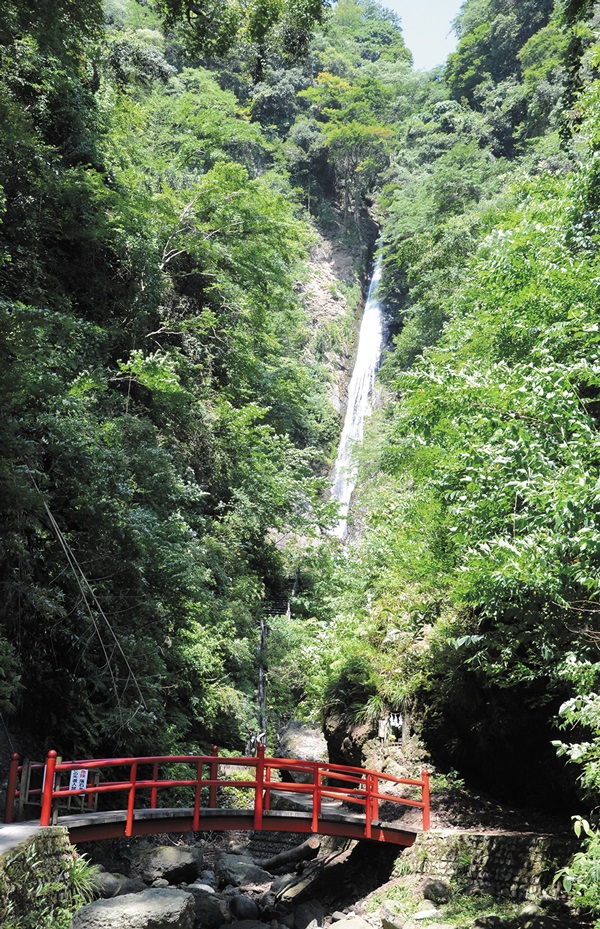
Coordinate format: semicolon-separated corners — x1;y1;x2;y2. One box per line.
295;899;324;929
381;913;404;929
70;888;196;929
227;921;271;929
132;846;202;885
91;869;147;898
189;881;216;894
276;722;328;784
188;887;230;927
90;870;122;898
229;895;260;920
330;917;370;929
323;713;371;769
519;904;544;919
423;879;451;905
228;842;249;855
216;854;272;888
257;891;280;920
412;909;440;922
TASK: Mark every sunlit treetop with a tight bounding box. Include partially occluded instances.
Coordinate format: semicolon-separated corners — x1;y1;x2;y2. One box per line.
154;0;329;60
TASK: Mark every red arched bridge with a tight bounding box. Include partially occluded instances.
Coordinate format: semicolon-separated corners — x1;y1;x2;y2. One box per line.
4;747;430;847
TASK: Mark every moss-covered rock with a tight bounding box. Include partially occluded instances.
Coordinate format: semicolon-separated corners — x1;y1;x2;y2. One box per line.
0;826;94;928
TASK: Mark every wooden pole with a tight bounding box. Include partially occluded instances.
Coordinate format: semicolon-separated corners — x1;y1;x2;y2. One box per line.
17;760;30;822
4;753;19;824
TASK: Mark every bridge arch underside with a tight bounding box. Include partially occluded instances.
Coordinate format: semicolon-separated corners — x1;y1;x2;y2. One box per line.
59;807;417;847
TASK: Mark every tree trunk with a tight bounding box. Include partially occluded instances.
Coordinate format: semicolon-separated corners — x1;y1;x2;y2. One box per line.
260;835;320;872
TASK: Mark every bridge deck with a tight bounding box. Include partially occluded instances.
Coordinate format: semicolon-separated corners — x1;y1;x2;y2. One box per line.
57;806;418;846
0;821;42;856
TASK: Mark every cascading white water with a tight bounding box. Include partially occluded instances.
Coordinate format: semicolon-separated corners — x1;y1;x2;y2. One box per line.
330;259;384;540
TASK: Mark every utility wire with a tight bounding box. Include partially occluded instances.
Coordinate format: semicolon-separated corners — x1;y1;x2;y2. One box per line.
31;478;146;732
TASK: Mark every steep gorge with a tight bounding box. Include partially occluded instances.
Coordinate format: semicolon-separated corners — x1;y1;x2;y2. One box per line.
2;0;600;922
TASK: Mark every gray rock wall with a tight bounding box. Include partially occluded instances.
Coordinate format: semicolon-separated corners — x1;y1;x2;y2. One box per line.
401;831;577;902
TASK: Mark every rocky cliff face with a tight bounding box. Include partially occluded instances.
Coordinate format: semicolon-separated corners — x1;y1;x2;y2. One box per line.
301;234;369;418
323;713;374;770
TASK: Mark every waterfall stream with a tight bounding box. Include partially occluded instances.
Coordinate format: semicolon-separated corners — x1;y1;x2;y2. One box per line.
330;259;384;540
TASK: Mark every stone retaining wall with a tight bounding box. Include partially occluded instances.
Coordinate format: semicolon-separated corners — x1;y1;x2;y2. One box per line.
401;831;577;902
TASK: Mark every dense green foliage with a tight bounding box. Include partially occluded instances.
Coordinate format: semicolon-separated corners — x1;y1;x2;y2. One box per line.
292;0;600;831
0;0;346;758
4;4;600;918
0;0;417;758
155;0;326;65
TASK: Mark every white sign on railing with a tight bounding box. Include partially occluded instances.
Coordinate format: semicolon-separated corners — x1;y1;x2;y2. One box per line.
69;769;88;794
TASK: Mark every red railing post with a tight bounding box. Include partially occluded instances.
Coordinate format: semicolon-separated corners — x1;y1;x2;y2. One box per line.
371;773;379;822
4;753;19;824
422;770;430;831
264;763;271;811
151;761;159;809
193;760;203;831
253;743;265;831
311;765;321;833
40;750;57;827
365;774;373;839
371;775;379;820
126;761;137;837
209;745;219;808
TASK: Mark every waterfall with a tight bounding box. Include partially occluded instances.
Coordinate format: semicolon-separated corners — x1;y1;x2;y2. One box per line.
330;259;384;540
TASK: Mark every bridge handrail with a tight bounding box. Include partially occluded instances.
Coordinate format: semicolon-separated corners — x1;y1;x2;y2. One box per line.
5;747;430;839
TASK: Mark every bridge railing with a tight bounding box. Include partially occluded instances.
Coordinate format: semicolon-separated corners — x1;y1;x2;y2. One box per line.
5;747;430;839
